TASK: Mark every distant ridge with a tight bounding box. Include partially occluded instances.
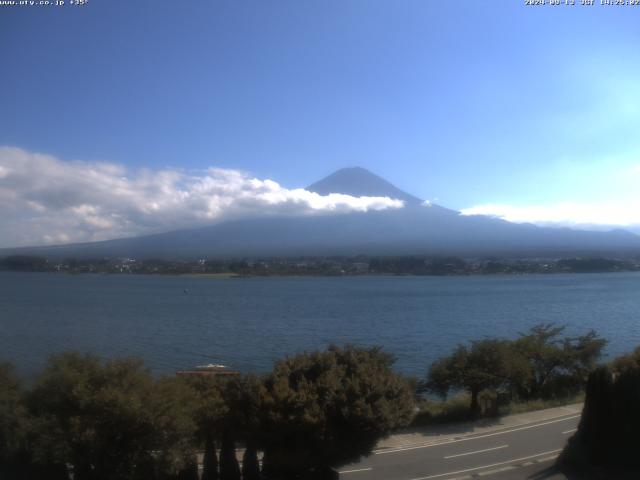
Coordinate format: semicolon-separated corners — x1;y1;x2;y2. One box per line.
1;167;639;259
307;167;423;206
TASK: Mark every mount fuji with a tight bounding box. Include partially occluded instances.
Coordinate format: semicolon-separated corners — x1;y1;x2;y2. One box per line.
3;167;639;259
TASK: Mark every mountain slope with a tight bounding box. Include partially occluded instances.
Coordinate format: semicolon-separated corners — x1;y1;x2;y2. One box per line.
2;167;639;259
307;167;424;206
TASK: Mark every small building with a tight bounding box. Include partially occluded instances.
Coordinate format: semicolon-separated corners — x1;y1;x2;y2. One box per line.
176;363;240;378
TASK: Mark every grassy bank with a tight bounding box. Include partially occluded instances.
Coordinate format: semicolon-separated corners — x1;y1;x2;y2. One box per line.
182;272;240;278
411;392;584;427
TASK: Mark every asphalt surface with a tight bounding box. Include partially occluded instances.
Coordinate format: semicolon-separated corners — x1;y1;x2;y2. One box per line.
338;412;580;480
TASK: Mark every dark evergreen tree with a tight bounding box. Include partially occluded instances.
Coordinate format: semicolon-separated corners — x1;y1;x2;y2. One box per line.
0;363;40;480
260;450;278;480
218;374;264;480
560;346;640;476
579;365;614;463
259;345;414;478
241;440;261;480
182;375;226;480
219;430;241;480
26;462;70;480
177;456;199;480
201;433;219;480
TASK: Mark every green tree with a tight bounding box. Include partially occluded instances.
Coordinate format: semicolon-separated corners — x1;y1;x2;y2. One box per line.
1;255;48;272
428;339;513;416
611;345;640;374
428;326;606;414
241;445;261;480
219;430;241;480
512;324;606;399
189;373;264;480
148;377;201;479
27;352;198;480
259;345;414;479
180;375;226;480
219;374;264;480
201;433;219;480
0;362;36;480
560;347;640;475
177;456;199;480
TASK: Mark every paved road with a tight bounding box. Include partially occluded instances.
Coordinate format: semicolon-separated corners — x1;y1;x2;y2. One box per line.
338;412;579;480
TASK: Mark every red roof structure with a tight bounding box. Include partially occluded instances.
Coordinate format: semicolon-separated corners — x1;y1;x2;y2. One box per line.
176;363;240;377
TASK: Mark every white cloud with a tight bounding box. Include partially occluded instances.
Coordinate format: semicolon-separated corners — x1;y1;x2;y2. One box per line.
0;147;404;247
460;202;640;232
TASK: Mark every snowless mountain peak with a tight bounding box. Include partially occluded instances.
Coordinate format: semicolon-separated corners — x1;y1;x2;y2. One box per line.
307;167;424;206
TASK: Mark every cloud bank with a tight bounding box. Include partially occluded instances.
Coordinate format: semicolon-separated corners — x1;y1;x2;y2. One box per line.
461;202;640;234
0;147;403;248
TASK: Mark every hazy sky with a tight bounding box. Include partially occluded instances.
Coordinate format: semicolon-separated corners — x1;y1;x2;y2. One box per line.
1;0;640;246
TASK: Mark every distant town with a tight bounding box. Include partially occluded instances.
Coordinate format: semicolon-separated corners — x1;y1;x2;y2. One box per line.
2;254;640;276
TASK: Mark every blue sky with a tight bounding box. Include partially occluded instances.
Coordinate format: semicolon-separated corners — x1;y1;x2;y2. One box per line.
1;0;640;246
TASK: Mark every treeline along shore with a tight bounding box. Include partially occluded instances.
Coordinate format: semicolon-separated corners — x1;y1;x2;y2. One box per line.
2;325;639;479
2;254;640;276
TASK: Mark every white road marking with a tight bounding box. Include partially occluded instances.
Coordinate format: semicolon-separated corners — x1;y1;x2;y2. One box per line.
376;415;579;455
477;465;516;476
536;454;561;463
562;428;577;434
408;449;562;480
338;467;373;474
444;444;508;459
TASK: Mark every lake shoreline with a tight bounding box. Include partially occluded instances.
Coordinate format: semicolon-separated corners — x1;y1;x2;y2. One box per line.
2;269;640;279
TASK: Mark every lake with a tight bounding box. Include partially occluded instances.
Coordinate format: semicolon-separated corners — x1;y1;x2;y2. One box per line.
1;271;639;379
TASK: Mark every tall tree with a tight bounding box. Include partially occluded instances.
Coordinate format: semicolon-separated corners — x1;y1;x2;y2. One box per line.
428;326;607;413
27;352;198;480
259;345;414;479
177;456;199;480
0;362;37;480
428;339;512;416
241;443;261;480
218;430;241;480
220;374;264;480
201;433;219;480
512;324;606;399
180;375;226;480
560;346;640;475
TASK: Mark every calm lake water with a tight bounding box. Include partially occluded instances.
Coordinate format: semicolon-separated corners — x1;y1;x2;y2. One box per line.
1;271;639;379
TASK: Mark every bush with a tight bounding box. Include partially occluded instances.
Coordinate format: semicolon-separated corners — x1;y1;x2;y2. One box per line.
411;394;474;426
259;345;414;478
26;352;198;480
426;325;605;416
1;346;418;480
559;347;640;476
